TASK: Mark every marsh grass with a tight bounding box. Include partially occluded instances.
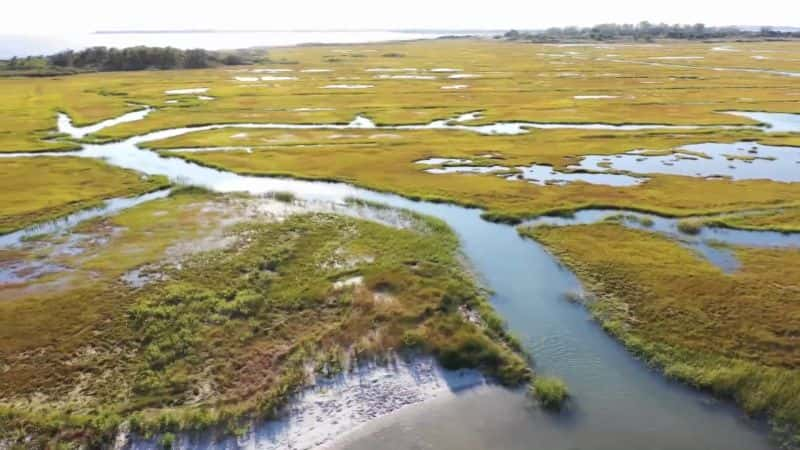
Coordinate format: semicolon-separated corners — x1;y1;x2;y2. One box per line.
708;207;800;233
0;199;528;447
344;197;391;210
523;223;800;444
168;137;800;227
4;40;800;233
0;157;169;234
2;37;800;446
529;376;570;411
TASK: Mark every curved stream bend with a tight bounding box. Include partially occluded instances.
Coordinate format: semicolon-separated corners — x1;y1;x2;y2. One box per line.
5;109;799;449
42;106;788;143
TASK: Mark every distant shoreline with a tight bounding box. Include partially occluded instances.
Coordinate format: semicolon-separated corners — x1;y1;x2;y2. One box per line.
93;29;505;35
0;30;479;60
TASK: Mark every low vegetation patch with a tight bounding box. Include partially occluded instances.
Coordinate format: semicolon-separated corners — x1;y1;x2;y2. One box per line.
0;157;169;234
0;198;527;447
707;207;800;232
521;223;800;444
529;376;569;411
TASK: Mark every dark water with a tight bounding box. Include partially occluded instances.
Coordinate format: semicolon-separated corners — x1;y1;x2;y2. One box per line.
4;110;797;449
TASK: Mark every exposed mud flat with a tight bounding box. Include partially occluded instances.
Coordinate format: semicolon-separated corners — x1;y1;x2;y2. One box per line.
0;190;171;248
0;260;66;286
124;356;486;450
0;193;430;293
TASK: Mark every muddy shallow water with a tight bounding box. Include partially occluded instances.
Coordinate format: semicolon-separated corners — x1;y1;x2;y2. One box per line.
575;142;800;182
5;108;800;449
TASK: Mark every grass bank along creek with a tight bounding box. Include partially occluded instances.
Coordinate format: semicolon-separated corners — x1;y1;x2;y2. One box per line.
2;107;799;449
0;188;528;448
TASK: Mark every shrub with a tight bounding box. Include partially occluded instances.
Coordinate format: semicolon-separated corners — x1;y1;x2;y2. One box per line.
159;432;176;449
529;376;569;410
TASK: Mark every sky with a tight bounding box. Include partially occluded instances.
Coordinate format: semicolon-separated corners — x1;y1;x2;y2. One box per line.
4;0;799;33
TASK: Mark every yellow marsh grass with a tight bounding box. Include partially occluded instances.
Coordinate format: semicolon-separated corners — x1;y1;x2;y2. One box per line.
3;39;800;226
0;157;168;234
2;39;799;151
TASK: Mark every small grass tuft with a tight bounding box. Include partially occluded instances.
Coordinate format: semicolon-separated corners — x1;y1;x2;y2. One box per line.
677;219;703;235
529;376;569;411
267;191;297;203
159;432;176;449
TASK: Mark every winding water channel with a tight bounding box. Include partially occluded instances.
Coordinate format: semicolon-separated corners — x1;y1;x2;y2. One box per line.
5;109;800;449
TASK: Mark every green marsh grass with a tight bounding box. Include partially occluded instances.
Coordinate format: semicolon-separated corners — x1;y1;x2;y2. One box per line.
522;223;800;444
0;195;528;446
530;376;570;411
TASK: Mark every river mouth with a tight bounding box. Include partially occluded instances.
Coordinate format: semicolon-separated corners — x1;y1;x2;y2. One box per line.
4;108;798;449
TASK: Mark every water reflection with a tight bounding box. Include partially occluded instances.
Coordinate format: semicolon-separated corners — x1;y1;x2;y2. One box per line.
576;142;800;182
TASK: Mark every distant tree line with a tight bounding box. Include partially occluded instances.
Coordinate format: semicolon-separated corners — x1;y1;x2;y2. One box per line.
1;46;267;75
503;23;800;42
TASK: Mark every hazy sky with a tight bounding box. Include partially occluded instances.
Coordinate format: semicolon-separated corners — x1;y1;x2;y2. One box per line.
5;0;799;33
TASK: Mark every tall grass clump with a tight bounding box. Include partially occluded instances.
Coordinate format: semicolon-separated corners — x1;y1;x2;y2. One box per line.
529;376;569;410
